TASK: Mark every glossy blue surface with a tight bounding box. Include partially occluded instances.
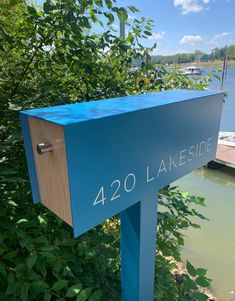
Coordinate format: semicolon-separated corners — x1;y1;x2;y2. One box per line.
20;114;40;204
63;93;223;237
20;89;223;125
121;192;158;301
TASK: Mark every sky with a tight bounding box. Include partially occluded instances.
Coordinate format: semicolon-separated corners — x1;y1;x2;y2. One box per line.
35;0;235;56
128;0;235;55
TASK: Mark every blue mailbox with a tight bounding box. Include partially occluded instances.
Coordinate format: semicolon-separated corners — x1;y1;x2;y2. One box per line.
20;89;224;301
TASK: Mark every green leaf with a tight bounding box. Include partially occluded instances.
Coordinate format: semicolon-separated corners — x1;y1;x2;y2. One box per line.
143;31;152;36
8;103;22;111
127;5;139;13
26;254;37;269
52;280;69;291
182;274;197;290
190;223;201;229
196;268;207;277
27;6;38;17
181;191;189;198
44;292;51;301
0;264;6;276
5;282;18;295
76;288;93;301
113;7;128;21
43;1;54;13
186;260;197;277
9;0;21;6
213;74;221;81
145;25;152;31
20;287;28;301
90;11;98;23
105;0;112;9
38;214;47;226
32;280;49;291
127;32;134;44
94;0;103;7
196;276;211;287
192;291;208;301
89;290;103;301
66;284;83;298
104;12;114;25
16;219;28;224
62;238;77;247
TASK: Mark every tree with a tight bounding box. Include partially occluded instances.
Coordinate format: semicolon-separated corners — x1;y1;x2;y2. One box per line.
194;49;203;63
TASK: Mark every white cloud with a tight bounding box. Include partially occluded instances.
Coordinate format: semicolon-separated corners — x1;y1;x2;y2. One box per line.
173;0;210;14
209;32;232;44
213;32;231;39
179;35;204;44
148;31;165;41
174;0;203;14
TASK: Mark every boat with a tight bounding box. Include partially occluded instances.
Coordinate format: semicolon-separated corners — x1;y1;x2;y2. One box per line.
182;66;202;75
208;132;235;169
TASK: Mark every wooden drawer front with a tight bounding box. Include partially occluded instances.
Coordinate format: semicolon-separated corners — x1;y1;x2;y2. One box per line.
29;117;72;226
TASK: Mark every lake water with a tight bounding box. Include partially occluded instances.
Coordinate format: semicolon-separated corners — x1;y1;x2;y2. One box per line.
174;68;235;301
209;67;235;132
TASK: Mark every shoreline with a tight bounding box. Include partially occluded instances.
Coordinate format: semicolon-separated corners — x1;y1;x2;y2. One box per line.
155;60;235;69
167;257;217;301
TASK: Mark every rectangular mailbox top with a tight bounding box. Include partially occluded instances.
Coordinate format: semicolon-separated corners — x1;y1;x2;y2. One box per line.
20;89;223;126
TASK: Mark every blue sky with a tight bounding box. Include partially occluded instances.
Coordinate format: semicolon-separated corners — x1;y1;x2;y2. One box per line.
128;0;235;55
35;0;235;55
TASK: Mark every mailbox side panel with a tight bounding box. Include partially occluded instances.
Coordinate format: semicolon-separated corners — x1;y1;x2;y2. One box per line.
28;117;73;226
20;113;40;204
64;93;224;237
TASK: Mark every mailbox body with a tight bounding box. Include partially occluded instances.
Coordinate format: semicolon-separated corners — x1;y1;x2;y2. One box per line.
20;89;224;237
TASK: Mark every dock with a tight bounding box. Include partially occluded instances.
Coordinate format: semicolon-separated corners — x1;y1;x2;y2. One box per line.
215;132;235;168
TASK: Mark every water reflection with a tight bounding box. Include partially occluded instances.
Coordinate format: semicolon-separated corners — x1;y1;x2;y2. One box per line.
195;166;235;187
176;165;235;301
207;67;235;132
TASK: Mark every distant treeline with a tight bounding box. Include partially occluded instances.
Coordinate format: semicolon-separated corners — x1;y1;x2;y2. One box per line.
152;45;235;65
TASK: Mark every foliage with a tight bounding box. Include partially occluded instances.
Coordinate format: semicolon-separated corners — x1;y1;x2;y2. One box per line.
210;45;235;61
1;0;213;300
156;187;211;300
152;44;235;65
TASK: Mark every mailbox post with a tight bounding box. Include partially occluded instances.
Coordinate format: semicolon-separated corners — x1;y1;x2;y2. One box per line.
20;89;224;301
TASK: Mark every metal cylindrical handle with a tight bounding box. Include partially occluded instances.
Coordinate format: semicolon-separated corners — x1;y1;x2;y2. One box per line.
36;142;53;155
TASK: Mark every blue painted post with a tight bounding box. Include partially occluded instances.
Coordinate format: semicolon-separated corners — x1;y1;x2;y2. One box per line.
121;194;158;301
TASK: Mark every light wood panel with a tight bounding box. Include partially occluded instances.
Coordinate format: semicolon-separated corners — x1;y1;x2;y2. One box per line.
29;117;72;226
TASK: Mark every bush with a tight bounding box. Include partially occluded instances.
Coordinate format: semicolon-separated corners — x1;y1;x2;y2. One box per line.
0;0;212;300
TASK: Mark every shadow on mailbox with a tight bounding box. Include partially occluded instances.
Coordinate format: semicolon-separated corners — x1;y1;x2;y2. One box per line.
20;89;224;301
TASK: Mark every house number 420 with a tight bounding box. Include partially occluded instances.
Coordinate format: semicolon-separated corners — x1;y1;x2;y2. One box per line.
93;173;136;206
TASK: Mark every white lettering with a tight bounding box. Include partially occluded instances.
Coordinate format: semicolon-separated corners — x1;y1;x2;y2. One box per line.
188;146;195;162
157;160;167;177
179;149;187;166
124;173;136;192
110;179;121;201
207;137;213;152
195;144;199;158
93;186;106;206
146;165;155;182
169;153;178;170
92;137;215;207
199;141;206;156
